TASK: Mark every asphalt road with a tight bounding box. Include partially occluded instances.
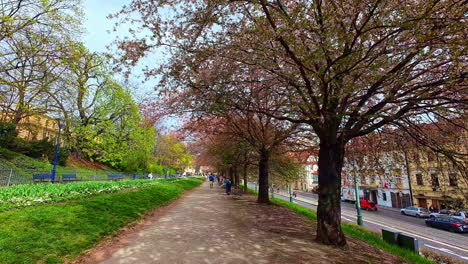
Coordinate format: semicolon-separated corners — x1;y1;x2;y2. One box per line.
247;184;468;262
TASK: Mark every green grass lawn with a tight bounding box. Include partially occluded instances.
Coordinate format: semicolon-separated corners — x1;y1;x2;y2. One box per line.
0;178;202;264
0;178;189;212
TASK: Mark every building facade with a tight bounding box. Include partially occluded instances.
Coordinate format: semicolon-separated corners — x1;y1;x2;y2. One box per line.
407;150;467;211
342;153;412;209
342;149;466;210
293;153;318;192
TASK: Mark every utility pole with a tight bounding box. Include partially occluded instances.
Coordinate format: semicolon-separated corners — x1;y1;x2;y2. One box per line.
289;184;293;202
403;150;414;206
353;161;363;226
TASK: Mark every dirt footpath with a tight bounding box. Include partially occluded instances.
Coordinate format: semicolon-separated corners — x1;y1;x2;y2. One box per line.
78;182;402;264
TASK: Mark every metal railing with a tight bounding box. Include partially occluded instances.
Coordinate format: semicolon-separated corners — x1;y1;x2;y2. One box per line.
0;168;185;187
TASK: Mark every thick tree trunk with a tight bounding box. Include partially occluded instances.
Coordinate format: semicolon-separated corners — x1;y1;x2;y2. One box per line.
316;141;347;247
258;148;270;203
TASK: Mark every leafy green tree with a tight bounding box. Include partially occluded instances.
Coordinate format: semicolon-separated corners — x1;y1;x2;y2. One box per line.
153;134;193;173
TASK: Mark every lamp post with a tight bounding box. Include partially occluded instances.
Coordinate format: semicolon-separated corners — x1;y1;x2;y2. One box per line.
352;161;363;226
51;119;63;184
289;184;293;202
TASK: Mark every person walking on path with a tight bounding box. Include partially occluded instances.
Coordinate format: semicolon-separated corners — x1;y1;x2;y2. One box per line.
208;175;215;188
224;178;232;195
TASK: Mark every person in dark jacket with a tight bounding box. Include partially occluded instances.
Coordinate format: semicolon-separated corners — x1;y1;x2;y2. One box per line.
208;175;215;188
224;178;232;195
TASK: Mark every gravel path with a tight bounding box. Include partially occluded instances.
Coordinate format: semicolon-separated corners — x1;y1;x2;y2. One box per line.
87;182;400;264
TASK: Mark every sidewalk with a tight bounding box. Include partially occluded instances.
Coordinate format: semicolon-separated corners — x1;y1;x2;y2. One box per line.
86;182;399;264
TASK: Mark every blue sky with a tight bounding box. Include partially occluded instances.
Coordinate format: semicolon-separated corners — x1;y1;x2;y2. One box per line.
82;0;126;53
82;1;180;130
82;0;159;96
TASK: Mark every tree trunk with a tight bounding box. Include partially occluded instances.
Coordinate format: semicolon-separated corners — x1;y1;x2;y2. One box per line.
258;148;270;203
316;141;347;247
243;163;248;193
234;166;240;187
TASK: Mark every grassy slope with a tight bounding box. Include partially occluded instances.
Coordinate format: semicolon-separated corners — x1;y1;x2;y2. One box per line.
251;189;434;264
0;178;202;264
0;147;117;183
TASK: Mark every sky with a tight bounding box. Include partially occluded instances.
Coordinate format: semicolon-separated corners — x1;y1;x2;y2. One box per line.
82;0;126;53
81;0;159;99
82;0;180;131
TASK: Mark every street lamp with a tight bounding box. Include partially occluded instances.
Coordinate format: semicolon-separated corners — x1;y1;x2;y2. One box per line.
51;119;63;184
352;161;363;226
289;184;293;202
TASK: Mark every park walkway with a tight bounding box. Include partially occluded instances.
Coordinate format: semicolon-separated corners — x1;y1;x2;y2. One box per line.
88;182;398;264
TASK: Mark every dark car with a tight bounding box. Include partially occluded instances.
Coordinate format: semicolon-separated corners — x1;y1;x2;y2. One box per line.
425;217;468;233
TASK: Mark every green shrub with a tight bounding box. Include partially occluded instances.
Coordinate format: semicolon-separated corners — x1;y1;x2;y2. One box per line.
10;138;70;165
0;147;19;160
0;122;18;147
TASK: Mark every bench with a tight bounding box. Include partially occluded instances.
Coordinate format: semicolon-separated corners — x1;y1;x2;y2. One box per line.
108;174;123;181
61;174;80;182
33;173;53;183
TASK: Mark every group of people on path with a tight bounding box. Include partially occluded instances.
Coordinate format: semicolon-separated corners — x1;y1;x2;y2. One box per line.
208;174;232;195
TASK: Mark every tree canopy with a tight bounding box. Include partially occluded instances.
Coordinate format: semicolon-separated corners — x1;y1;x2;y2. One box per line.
114;0;467;246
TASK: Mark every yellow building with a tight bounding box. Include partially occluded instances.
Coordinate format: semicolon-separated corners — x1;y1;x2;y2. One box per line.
408;151;467;210
0;113;59;141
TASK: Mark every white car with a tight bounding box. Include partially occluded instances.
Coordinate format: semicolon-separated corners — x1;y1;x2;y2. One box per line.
400;207;430;218
450;211;467;221
429;209;453;218
430;210;467;220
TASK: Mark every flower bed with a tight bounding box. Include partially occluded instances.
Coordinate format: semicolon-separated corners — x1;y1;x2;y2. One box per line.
0;178;184;212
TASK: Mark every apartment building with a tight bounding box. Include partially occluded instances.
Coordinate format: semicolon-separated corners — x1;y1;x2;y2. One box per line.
342;153;412;208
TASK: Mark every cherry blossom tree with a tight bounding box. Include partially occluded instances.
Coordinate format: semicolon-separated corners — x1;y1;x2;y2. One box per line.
114;0;467;246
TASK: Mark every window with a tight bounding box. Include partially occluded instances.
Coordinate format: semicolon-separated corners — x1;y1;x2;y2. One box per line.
431;173;439;187
382;192;387;201
395;177;402;185
449;173;458;187
360;174;366;184
416;174;424;185
312;174;318;183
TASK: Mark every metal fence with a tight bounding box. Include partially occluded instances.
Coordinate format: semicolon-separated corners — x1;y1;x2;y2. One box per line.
0;168;180;187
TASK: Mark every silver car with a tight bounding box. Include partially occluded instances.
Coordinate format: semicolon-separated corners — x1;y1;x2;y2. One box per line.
400;206;430;218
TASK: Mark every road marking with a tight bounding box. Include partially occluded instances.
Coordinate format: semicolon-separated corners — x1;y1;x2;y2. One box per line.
340;211;468;254
275;193;468;254
424;244;468;260
341;216;353;222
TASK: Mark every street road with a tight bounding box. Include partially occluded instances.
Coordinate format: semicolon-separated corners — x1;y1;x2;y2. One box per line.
247;183;468;262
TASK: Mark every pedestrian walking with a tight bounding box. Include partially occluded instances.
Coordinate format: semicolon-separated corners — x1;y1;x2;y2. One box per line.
224;178;232;195
209;175;215;188
148;173;154;180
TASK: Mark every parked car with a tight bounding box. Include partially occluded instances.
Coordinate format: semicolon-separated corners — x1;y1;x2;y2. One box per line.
425;217;468;233
430;210;467;220
400;207;430;218
360;199;378;211
450;211;467;220
429;209;453;218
